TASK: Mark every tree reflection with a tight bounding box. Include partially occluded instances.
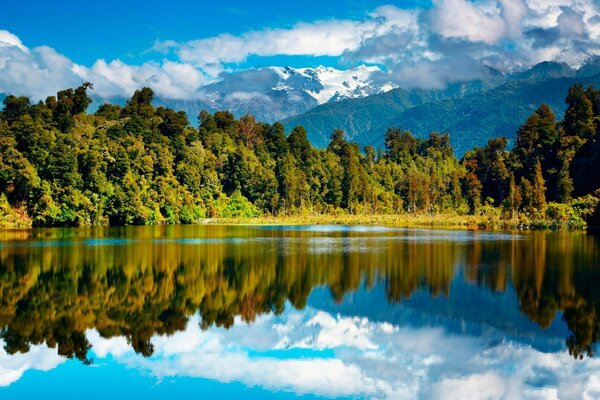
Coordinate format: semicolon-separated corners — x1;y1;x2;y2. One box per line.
0;226;598;362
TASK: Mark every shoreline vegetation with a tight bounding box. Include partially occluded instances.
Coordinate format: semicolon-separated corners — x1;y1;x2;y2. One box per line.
1;83;600;231
204;213;587;231
0;212;590;232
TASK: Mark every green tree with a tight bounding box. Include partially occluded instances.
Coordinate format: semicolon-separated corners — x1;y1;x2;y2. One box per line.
563;84;595;140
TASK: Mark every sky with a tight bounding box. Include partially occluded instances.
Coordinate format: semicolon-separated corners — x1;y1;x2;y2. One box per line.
0;0;599;100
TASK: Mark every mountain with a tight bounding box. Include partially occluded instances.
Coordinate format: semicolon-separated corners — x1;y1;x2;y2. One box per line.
282;60;600;155
10;59;600;156
280;80;501;148
576;56;600;78
92;65;394;123
510;61;575;81
384;74;600;155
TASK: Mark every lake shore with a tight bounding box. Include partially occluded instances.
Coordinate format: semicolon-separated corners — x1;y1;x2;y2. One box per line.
202;213;585;231
0;212;587;231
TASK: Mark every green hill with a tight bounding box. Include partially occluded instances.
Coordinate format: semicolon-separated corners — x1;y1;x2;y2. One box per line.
385;75;600;155
283;73;600;155
281;79;502;149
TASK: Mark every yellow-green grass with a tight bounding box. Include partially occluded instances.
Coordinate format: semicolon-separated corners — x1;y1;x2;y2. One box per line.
203;213;571;231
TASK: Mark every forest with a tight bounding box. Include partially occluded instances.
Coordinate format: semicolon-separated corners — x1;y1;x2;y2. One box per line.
1;82;600;228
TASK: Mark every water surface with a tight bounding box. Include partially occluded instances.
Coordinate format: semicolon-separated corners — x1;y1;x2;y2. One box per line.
0;225;599;399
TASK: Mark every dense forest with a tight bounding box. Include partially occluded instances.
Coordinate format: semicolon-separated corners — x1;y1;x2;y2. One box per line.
1;83;600;228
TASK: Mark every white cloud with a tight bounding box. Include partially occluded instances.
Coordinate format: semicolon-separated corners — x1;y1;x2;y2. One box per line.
427;0;507;44
159;6;419;74
0;43;81;100
430;372;507;400
0;32;209;101
1;305;600;398
85;330;130;359
82;59;208;100
0;30;27;51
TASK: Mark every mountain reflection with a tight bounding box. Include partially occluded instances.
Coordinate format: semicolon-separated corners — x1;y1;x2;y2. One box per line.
0;226;598;363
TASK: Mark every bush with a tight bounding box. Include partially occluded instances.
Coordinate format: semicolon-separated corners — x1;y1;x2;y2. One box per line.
544;202;585;230
214;192;260;218
0;193;31;228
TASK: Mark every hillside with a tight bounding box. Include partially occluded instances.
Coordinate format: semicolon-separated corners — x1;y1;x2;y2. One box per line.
282;78;503;148
284;71;600;155
385;74;600;155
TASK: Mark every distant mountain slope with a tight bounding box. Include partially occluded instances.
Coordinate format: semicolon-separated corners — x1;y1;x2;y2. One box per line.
509;61;575;81
91;65;395;123
282;59;600;156
382;74;600;155
281;78;503;148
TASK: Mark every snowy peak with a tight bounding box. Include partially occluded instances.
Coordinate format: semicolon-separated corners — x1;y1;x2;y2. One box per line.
94;65;397;124
268;65;394;104
174;64;397;121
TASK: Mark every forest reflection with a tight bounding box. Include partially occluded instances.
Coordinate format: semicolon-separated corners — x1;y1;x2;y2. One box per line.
0;226;598;363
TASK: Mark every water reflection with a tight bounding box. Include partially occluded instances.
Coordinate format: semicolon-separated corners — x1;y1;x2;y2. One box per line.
0;226;599;397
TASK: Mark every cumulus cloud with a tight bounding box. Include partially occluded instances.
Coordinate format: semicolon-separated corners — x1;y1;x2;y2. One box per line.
2;305;600;398
0;1;599;101
0;30;27;51
354;0;600;89
0;37;81;99
156;5;419;76
0;31;209;101
427;0;507;44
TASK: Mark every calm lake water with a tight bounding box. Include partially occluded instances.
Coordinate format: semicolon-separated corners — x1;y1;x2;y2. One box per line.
0;225;599;399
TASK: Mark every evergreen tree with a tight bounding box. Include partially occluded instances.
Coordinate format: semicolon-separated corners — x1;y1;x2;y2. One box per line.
505;174;522;219
532;161;547;215
563;84;595;140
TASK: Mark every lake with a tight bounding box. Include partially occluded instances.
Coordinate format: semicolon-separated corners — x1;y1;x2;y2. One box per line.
0;225;599;399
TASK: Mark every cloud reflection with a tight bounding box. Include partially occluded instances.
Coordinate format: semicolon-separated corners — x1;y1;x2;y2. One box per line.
0;342;65;387
83;308;600;399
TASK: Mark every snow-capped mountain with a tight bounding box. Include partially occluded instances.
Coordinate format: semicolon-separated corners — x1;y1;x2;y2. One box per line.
147;65;395;123
270;65;390;104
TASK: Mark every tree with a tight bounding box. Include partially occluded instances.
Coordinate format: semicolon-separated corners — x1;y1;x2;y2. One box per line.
384;128;417;163
54;83;93;132
532;161;547;215
123;87;155;118
1;95;31;123
505;174;522;219
264;122;289;158
157;107;189;137
327;129;346;156
213;111;236;131
287;126;312;167
563;84;595;140
462;151;482;213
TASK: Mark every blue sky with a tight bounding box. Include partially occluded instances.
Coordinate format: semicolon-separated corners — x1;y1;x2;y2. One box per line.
0;1;599;100
0;0;429;67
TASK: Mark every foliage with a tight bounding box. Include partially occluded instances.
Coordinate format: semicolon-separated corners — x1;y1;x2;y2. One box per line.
1;83;600;229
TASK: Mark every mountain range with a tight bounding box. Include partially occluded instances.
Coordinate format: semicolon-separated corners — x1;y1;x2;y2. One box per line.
7;58;600;156
282;58;600;155
93;64;395;123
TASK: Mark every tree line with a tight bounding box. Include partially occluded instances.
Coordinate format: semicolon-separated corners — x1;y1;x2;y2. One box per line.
1;83;600;228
